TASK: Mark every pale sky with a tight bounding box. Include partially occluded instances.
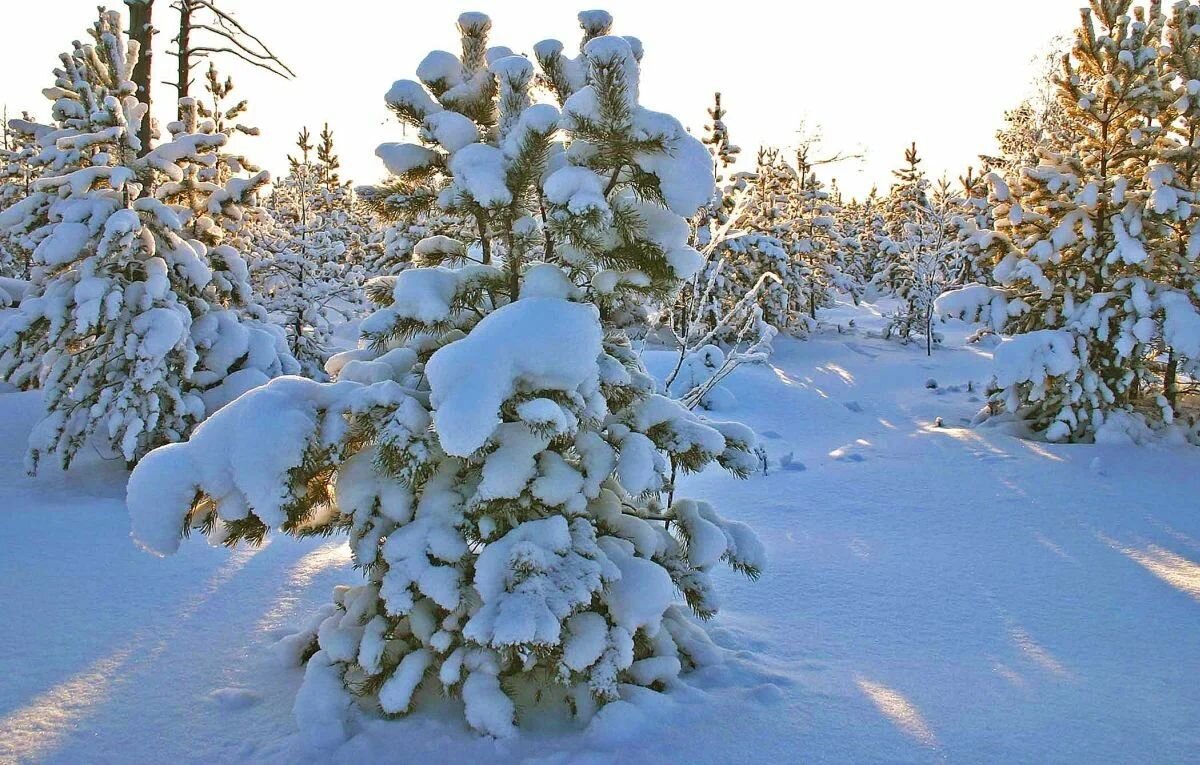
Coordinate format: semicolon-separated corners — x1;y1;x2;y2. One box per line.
1;1;1079;200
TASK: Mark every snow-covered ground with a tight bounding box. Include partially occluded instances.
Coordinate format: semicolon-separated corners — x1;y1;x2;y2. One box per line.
2;300;1199;764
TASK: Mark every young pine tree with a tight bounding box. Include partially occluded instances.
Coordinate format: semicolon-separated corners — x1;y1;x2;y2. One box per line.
129;11;764;741
0;111;45;284
254;126;367;377
952;167;997;286
877;143;956;350
790;148;844;321
679;98;787;354
876;141;931;296
694;90;741;245
942;0;1200;440
735;147;808;332
0;10;296;470
1148;1;1200;415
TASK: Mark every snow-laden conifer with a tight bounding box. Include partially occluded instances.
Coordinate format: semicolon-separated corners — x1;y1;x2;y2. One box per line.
254;126;370;377
790;148;848;321
129;10;764;740
0;10;296;470
940;0;1200;441
0;112;45;284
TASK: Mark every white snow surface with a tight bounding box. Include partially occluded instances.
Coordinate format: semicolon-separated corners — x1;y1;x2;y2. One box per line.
2;298;1199;763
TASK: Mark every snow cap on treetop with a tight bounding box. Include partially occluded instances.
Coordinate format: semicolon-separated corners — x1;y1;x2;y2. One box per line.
416;50;464;90
385;80;443;120
532;38;564;60
457;11;491;33
578;10;614;36
490;54;534;82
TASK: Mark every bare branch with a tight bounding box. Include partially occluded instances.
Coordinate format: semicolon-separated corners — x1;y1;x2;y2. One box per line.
189;46;292;78
191;23;286;65
193;0;296;77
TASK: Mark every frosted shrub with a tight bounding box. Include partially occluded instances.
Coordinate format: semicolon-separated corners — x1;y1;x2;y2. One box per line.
129;10;765;741
0;10;296;470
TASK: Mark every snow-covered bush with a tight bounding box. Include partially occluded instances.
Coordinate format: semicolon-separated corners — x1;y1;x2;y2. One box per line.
872;146;965;353
790;162;848;322
129;10;764;741
0;10;296;470
835;189;886;302
253;126;371;377
959;0;1200;441
677;104;796;350
740;148;811;333
0;113;44;280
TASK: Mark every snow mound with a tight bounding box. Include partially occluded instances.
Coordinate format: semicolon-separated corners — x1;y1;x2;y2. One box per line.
425;298;603;456
993;330;1079;388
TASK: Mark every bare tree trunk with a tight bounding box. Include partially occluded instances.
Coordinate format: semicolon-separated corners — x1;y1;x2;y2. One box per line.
1165;350;1178;411
476;213;491;265
176;0;192;115
925;304;933;356
126;0;155;156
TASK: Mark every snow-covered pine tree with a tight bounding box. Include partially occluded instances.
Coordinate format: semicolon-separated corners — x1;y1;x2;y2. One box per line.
790;147;845;320
876;142;955;349
129;10;764;741
703;92;740;174
829;187;869;305
310;123;376;281
940;0;1200;441
0;9;296;470
952;166;996;286
316;123;342;187
1152;0;1200;413
254;126;366;377
847;186;889;300
694;90;741;244
153;84;300;409
674;95;786;359
0;111;45;283
876;142;931;297
883;178;957;354
732;147;807;332
825;179;864;305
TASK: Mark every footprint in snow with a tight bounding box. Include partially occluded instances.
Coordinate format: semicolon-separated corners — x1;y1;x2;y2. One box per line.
843;401;863;413
750;683;786;705
760;430;782;439
975;452;1013;463
842;341;879;359
779;452;807;472
207;687;261;710
829;440;871;462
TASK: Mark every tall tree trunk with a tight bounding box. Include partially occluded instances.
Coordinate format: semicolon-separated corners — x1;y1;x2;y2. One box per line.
126;0;155;156
176;0;193;116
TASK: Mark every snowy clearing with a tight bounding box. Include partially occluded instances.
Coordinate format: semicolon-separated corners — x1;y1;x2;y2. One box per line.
2;301;1198;764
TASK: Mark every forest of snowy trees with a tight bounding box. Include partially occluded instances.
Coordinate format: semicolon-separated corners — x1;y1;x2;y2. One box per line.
1;0;1200;756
